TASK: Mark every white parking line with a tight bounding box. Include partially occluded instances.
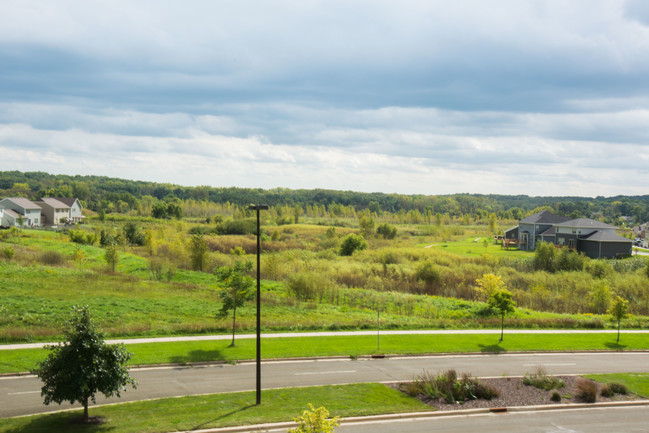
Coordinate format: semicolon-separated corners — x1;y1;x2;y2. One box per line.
522;363;576;367
7;391;40;395
295;370;357;376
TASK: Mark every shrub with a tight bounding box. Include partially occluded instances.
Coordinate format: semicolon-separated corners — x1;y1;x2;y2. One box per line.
69;229;97;245
609;382;628;395
376;223;397;239
523;366;565;390
600;383;614;398
2;246;15;260
550;391;561;402
288;404;340;433
39;250;66;266
216;219;257;235
339;234;367;256
405;369;498;403
575;378;597;403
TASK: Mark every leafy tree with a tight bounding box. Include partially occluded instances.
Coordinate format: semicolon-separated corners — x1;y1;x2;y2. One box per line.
474;273;506;301
533;242;556;272
216;261;254;346
415;261;441;293
376;223;397;239
104;244;119;272
151;202;168;219
488;289;516;342
123;222;145;246
33;306;136;423
358;214;375;238
608;296;629;343
189;233;208;272
288;404;340;433
339;234;367;256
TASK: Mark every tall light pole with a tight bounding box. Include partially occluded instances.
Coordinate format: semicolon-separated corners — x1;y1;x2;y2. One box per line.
249;204;268;405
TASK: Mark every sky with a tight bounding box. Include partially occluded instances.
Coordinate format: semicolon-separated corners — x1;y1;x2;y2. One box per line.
2;0;649;197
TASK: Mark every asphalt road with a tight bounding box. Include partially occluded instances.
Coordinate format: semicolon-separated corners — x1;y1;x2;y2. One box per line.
332;406;649;433
2;352;649;418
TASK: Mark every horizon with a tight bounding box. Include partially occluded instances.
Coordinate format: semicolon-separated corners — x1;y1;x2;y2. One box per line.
2;1;649;197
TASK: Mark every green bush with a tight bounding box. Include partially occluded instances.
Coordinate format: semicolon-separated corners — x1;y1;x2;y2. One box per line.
339;234;367;256
69;229;97;245
288;404;340;433
600;383;614;398
404;369;498;404
376;223;397;239
609;382;628;395
39;250;66;266
550;391;561;402
2;246;15;260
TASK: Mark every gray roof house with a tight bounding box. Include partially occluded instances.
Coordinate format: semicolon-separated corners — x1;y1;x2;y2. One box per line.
34;198;71;226
513;210;632;259
55;197;84;222
0;197;42;227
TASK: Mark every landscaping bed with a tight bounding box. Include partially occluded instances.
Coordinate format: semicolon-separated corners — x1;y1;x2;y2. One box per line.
394;371;645;411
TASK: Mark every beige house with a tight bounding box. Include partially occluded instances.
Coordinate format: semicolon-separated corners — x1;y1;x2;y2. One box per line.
35;198;71;225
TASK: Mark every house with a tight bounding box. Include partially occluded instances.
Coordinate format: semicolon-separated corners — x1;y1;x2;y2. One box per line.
511;210;632;259
0;198;42;227
34;198;71;225
55;198;84;223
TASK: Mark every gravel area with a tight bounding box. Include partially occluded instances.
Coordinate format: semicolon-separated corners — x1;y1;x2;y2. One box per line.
393;375;644;411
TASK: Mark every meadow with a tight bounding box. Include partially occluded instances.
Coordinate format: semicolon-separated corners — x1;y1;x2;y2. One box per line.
0;210;648;344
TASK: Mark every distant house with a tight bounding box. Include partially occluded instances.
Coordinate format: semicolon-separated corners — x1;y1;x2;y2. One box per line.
511;210;631;259
0;197;42;227
55;198;84;223
34;198;71;225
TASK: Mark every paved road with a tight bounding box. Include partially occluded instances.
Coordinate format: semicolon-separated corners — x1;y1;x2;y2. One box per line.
2;352;648;418
332;405;649;433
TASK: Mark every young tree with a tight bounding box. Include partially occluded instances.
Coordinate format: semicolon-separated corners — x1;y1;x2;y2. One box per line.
474;273;506;301
339;234;367;256
608;296;629;343
488;289;516;342
104;244;119;272
189;233;208;272
533;242;556;272
288;404;340;433
216;260;254;346
33;306;136;423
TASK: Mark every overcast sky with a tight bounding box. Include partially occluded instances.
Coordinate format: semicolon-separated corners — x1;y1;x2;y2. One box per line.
2;1;649;196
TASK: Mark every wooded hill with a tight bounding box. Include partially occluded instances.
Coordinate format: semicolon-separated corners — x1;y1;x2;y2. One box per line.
2;170;649;224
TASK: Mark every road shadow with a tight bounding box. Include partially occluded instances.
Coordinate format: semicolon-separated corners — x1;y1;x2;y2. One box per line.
604;341;628;350
191;404;256;430
169;349;225;364
478;343;507;353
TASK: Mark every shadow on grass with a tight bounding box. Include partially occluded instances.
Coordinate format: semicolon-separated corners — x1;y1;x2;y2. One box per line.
604;341;628;350
169;349;225;364
4;412;116;433
478;343;506;353
191;404;256;430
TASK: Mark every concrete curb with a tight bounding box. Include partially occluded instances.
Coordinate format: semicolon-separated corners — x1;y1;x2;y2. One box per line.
177;400;649;433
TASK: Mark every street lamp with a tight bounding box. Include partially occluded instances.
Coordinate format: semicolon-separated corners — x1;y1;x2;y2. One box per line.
249;204;268;405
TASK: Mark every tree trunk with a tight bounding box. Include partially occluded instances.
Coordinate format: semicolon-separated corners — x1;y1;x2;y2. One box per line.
231;305;237;347
617;320;620;343
83;396;89;423
500;314;504;342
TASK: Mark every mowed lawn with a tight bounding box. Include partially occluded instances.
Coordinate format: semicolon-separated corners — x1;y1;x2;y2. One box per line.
2;332;647;374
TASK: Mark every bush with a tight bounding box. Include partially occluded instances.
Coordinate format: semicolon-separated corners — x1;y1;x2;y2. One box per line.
404;369;498;403
609;382;628;395
550;391;561;402
339;234;367;256
376;223;397;239
216;219;258;235
2;246;15;260
69;229;97;245
600;383;614;398
523;366;565;390
288;404;339;433
575;378;597;403
39;250;66;266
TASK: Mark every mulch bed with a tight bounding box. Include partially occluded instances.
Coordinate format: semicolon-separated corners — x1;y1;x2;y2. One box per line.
392;376;644;411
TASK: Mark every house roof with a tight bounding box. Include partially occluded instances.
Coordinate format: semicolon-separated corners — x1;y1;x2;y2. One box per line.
557;218;617;230
3;209;19;218
0;197;42;210
37;197;70;209
580;230;633;243
538;226;556;237
55;197;81;208
520;210;571;225
504;226;518;234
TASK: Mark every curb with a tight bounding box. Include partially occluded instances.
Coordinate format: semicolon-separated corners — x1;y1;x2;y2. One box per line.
180;400;649;433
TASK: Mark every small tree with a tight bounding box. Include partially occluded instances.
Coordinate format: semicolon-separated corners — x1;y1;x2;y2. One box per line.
474;273;505;301
189;233;208;272
288;404;340;433
339;234;367;256
104;244;119;272
488;289;516;342
216;260;254;346
33;306;136;423
533;242;556;272
608;296;629;343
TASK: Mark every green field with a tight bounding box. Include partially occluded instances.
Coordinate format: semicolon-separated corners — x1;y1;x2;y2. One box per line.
2;332;647;374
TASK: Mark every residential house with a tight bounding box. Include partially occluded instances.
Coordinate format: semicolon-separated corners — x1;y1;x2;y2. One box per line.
55;198;84;223
510;210;632;259
0;198;42;227
34;198;71;225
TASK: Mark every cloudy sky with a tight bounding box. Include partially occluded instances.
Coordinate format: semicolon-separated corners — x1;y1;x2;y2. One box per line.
2;1;649;196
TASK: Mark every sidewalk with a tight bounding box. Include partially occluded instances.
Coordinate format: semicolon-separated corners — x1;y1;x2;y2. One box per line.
3;329;649;350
